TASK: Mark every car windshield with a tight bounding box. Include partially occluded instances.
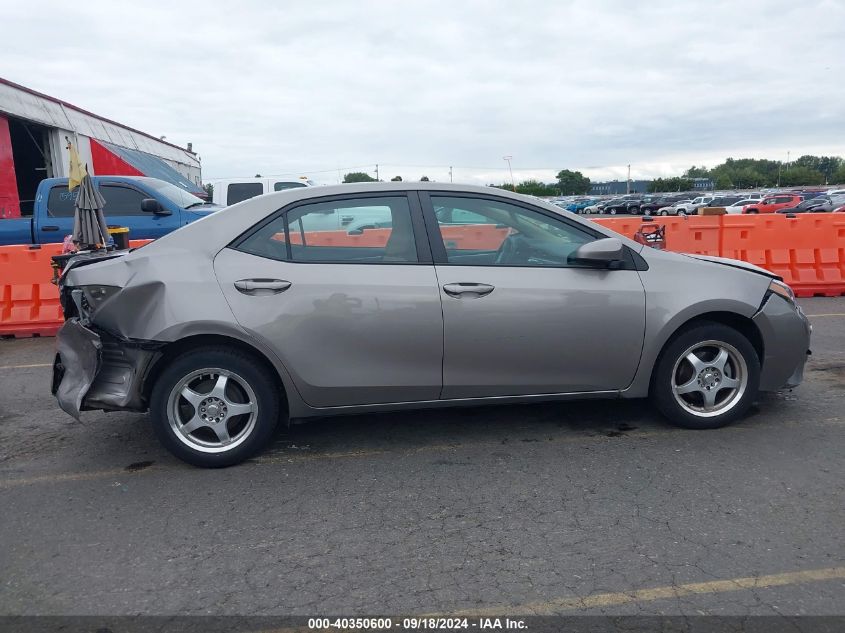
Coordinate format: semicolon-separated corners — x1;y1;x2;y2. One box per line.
144;180;207;208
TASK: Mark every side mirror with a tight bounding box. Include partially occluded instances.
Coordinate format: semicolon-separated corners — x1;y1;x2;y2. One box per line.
141;198;170;215
569;237;625;268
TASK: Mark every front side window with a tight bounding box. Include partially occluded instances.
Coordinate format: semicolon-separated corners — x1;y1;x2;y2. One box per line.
99;185;148;215
430;196;595;267
227;183;264;205
235;196;417;264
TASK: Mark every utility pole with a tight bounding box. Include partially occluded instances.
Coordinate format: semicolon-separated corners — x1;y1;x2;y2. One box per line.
449;166;453;183
626;164;631;194
375;164;379;181
503;156;514;191
787;152;790;172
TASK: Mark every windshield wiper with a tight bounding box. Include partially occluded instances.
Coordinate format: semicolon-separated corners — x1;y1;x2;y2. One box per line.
184;202;207;209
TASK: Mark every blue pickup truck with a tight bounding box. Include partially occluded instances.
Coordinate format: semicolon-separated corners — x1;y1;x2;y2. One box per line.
0;176;221;246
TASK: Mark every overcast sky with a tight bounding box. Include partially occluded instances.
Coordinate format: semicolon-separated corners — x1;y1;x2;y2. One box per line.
3;0;844;185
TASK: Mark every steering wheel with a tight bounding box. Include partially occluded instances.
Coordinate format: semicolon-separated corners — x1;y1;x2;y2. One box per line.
494;234;520;265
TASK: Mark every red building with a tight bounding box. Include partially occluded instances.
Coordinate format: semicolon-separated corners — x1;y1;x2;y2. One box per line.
0;77;203;218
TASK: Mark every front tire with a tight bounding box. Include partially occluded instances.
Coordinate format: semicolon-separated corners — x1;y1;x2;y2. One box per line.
651;323;760;429
150;347;281;467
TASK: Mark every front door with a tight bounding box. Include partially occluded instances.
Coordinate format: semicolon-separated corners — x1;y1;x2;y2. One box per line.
422;193;646;399
214;193;443;408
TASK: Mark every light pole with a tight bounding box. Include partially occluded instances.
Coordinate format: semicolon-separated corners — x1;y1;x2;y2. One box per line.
503;156;515;191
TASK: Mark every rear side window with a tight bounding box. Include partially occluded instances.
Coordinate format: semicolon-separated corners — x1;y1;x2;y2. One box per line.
47;186;78;217
227;183;264;205
273;181;307;191
235;195;418;264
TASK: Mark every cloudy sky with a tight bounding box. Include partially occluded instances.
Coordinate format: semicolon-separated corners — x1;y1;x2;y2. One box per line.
3;0;844;185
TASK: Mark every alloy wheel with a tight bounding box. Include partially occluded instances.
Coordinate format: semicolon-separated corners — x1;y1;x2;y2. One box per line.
167;368;259;453
671;340;748;418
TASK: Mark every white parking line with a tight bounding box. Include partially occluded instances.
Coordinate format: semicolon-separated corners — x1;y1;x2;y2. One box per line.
0;363;52;370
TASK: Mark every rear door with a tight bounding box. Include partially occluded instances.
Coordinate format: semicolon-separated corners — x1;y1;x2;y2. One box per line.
421;192;646;399
214;192;444;408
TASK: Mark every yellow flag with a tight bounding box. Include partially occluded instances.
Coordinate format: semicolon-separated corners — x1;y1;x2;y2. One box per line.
68;141;86;191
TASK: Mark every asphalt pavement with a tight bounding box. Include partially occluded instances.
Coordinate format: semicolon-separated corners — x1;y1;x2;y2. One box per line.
1;298;844;618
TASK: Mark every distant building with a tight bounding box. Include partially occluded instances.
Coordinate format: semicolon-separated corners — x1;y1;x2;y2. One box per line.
590;177;715;196
0;77;203;218
590;180;652;195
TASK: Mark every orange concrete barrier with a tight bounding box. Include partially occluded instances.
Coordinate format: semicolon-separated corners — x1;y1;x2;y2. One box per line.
440;224;510;250
594;214;845;297
0;240;152;338
720;214;845;297
276;224;511;250
0;244;64;337
594;216;720;255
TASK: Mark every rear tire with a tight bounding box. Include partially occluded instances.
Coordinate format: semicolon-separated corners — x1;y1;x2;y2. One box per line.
150;347;281;467
651;323;760;430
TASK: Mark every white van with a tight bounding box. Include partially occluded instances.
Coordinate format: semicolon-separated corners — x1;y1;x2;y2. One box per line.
208;177;315;206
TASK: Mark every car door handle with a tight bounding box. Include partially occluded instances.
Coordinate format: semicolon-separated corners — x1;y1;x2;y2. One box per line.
234;279;291;295
442;282;495;298
42;225;60;232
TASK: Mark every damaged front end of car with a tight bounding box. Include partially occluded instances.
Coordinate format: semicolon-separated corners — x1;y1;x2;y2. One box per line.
52;253;164;419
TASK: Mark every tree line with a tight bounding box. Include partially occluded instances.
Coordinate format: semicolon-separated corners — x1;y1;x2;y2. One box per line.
651;155;845;192
342;170;593;195
345;155;845;196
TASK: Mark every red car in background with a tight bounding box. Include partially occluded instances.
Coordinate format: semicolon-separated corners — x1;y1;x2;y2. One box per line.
743;194;804;214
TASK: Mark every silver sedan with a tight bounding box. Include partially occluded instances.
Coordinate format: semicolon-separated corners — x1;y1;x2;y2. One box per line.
52;183;811;467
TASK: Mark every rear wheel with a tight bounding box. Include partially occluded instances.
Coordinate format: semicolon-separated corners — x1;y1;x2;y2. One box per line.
150;347;281;467
651;323;760;429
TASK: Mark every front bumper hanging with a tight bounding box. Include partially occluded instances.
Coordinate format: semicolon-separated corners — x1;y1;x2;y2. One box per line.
52;319;103;419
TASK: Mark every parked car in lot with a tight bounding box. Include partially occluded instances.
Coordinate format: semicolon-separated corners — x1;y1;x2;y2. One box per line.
656;199;694;215
0;176;221;246
724;199;761;214
582;201;606;214
676;195;716;215
52;182;811;467
743;194;804;214
640;195;686;214
706;196;744;209
603;198;642;215
776;196;838;214
565;198;601;213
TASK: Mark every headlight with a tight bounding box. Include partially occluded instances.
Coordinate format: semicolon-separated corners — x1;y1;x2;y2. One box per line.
81;285;121;312
768;279;795;304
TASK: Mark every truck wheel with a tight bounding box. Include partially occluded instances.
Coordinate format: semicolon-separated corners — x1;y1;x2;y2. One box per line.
149;347;281;467
651;323;760;430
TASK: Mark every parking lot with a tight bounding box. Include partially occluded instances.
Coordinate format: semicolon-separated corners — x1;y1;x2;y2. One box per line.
1;297;844;617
